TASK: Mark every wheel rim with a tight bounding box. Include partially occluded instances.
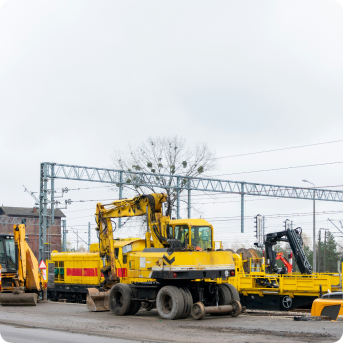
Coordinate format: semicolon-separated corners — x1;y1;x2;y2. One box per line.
193;304;201;317
114;291;123;308
161;294;172;314
191;302;205;319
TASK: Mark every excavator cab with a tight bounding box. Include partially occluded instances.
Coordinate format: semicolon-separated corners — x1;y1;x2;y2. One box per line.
172;223;213;251
0;235;17;290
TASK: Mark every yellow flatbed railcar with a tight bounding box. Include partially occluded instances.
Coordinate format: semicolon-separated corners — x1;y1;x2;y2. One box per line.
224;255;341;311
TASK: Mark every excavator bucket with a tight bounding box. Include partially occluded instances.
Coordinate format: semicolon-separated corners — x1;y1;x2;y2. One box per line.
86;288;110;312
0;293;38;306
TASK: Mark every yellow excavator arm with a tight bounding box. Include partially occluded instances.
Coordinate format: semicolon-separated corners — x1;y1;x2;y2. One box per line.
95;193;171;279
14;224;43;291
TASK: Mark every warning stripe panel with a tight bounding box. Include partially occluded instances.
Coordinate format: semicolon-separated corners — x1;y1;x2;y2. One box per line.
117;268;127;277
66;268;98;277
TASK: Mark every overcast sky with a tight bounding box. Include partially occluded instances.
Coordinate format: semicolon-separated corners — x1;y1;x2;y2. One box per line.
1;0;343;250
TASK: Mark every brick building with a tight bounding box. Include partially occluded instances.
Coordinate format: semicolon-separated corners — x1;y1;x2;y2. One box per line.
0;206;65;259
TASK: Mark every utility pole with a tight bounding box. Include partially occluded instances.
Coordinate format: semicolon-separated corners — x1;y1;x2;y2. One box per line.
313;187;316;272
176;177;180;219
118;171;123;228
324;230;327;272
71;230;88;252
318;228;329;273
187;179;191;219
318;230;321;273
88;222;91;252
241;182;245;233
302;180;316;272
62;220;67;252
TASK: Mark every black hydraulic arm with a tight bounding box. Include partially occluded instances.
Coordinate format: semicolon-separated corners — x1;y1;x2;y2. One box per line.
264;231;288;274
286;228;312;274
264;228;312;274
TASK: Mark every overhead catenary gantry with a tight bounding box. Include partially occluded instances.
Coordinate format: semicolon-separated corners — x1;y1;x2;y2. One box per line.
38;162;343;261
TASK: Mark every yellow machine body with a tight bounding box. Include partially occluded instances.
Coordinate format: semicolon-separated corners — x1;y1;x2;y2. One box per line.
50;251;105;286
109;235;234;284
228;254;340;297
311;298;343;321
226;255;334;297
223;254;340;311
46;247;105;303
0;224;44;306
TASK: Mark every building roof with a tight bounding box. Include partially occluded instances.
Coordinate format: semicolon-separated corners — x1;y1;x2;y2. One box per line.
0;206;65;218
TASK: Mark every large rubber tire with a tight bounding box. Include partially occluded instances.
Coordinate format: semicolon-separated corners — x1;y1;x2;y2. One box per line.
109;283;132;316
156;286;185;320
210;284;231;316
179;287;193;319
222;283;240;302
127;287;141;315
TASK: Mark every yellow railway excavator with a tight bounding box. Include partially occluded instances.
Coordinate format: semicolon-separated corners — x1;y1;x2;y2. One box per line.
0;224;45;306
86;193;242;320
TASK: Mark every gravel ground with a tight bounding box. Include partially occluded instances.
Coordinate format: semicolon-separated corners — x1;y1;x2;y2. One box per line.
0;302;341;343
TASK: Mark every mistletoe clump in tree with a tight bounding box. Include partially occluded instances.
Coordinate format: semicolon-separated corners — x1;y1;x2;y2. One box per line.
112;136;217;217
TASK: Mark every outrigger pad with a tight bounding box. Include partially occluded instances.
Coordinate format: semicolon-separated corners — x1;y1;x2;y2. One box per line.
0;293;38;306
86;288;110;312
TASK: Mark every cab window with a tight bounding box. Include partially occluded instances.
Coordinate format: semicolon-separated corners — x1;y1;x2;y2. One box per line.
4;238;16;270
166;225;173;239
191;226;212;250
0;239;5;267
174;225;189;248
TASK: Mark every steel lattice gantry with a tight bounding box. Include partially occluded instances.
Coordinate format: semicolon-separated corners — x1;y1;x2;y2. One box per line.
38;162;343;261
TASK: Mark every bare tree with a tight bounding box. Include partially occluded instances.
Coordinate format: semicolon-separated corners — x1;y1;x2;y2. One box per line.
111;136;217;218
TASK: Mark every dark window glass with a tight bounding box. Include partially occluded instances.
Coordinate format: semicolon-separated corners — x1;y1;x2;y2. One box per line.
174;225;189;248
0;240;5;267
5;238;16;270
191;226;212;250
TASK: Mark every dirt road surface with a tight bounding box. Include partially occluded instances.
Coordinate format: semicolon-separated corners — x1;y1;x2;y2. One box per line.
0;302;341;343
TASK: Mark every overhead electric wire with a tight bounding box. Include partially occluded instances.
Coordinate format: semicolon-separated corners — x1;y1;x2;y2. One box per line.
65;207;343;223
213;138;343;160
209;161;343;178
